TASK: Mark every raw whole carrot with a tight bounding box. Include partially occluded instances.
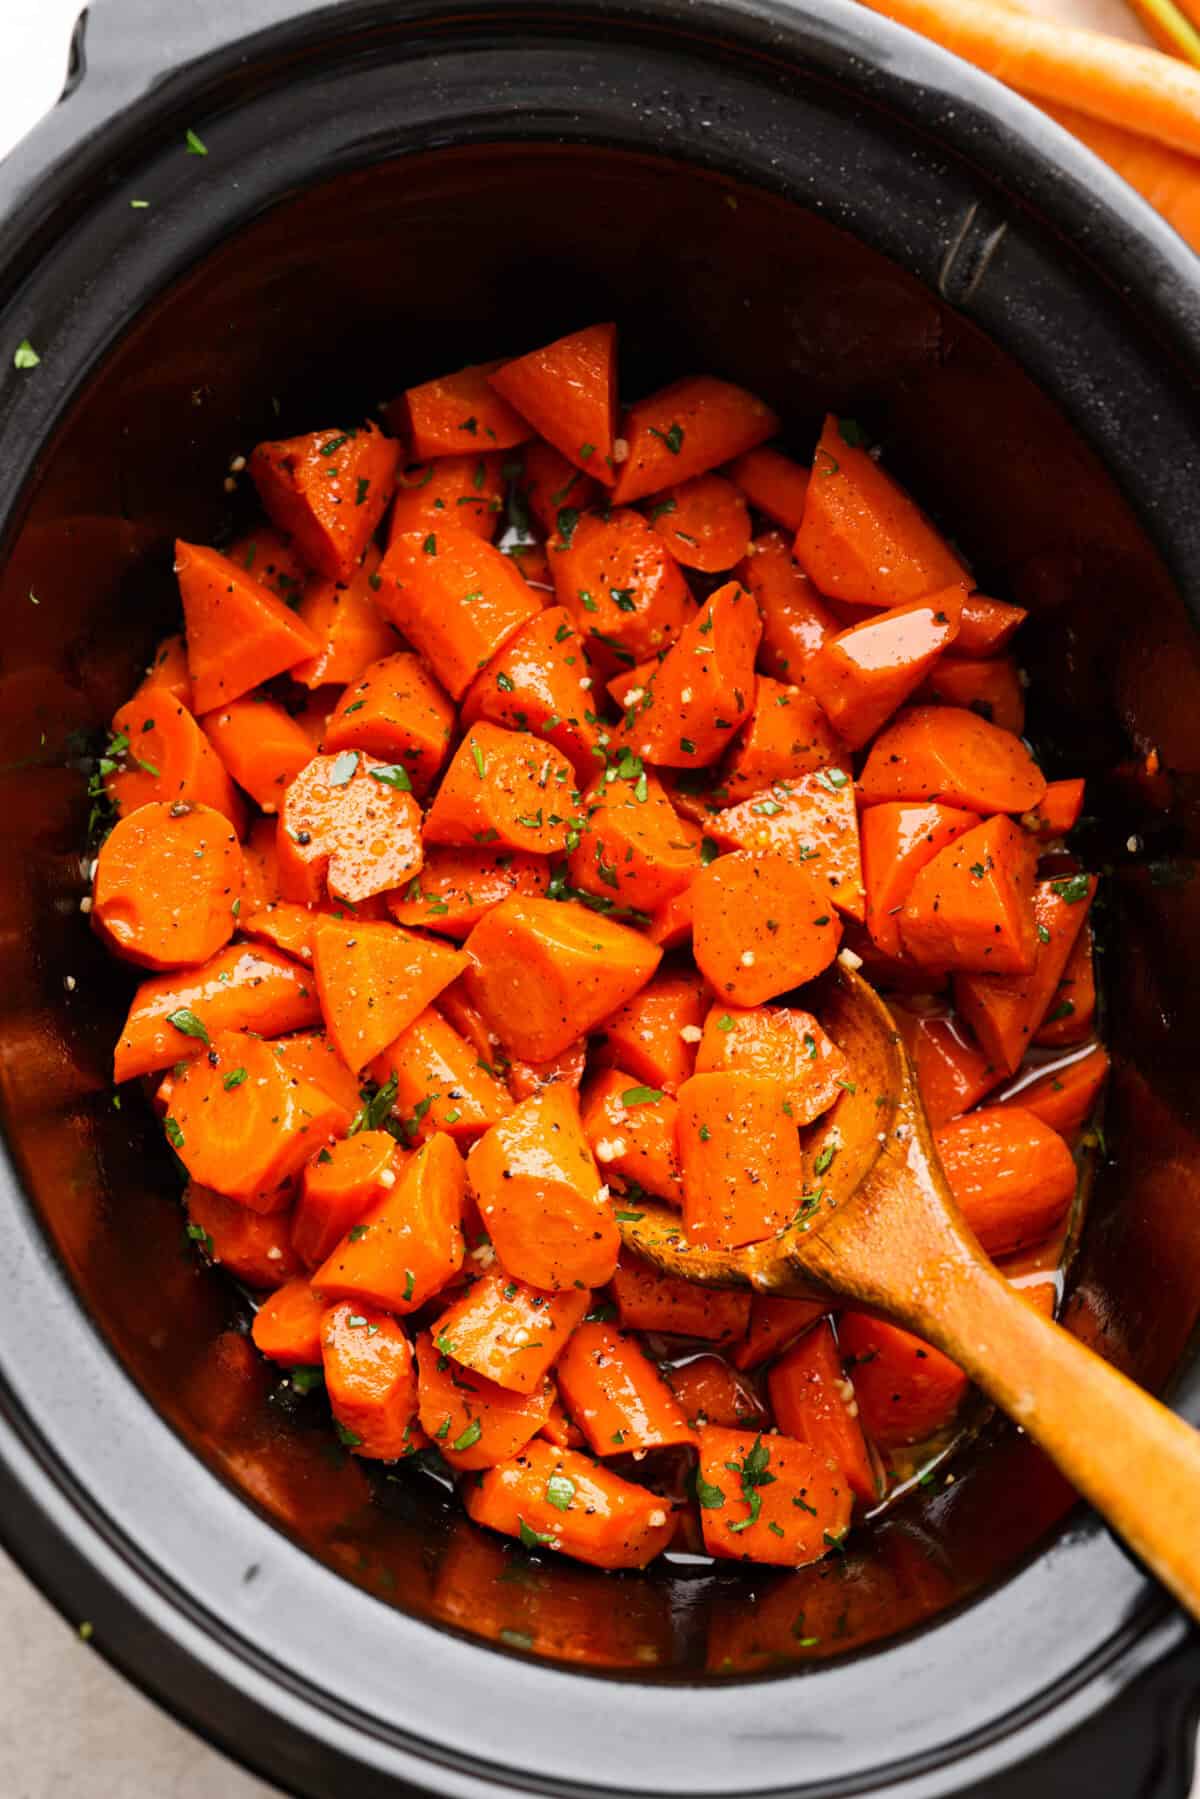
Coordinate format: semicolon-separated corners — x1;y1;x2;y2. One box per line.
708;767;865;921
580;1068;683;1206
253;1277;326;1365
768;1319;879;1503
432;1267;590;1393
652;474;751;573
612;376;779;506
665;1354;766;1430
1022;777;1085;841
718;678;841;805
548;507;694;671
291;546;400;689
616;580;760;768
557;1321;696;1454
861;801;980;960
612;1252;751;1342
176;541;320;713
955;594;1027;658
387;453;507;543
1029;94;1200;257
387;847;550;939
465;1438;675;1570
858;705;1046;815
323;651;455;796
955;874;1095;1072
592;968;708;1094
464;895;661;1062
1036;924;1095;1045
694;1002;850;1126
226;526;310;605
321;1302;417;1460
293;1131;403;1268
415;1331;553;1470
724;447;810;532
836;1312;968;1450
569;769;701;912
806;592;963;749
646;884;694;951
934;1105;1077;1255
249;422;399;582
506;1039;588;1102
114;944;320;1081
424;722;577;858
135;633;192;709
692;851;842;1004
312;1131;466;1312
201;697;314;812
796;416;970;608
92;800;242;970
730;1296;832;1370
997;1044;1109;1135
677;1070;807;1250
893;1006;1003;1126
696;1425;853;1567
490;325;618;482
185;1182;303;1288
107;696;245;834
377;523;544;700
460;605;601;779
738;530;838;685
925;655;1024;735
901;814;1038;975
313;914;467;1070
277;749;424;905
518;439;604;536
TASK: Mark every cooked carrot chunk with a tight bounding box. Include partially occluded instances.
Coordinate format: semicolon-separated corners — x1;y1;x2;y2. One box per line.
653;474;751;572
611;1253;750;1343
466;1438;675;1569
996;1044;1109;1135
696;1425;853;1566
900;815;1038;976
377;523;543;700
549;507;694;670
293;1132;405;1269
768;1319;878;1503
107;696;245;833
615;580;760;768
934;1105;1077;1256
677;1071;807;1250
323;652;455;796
313;914;466;1070
461;605;601;778
312;1132;465;1312
806;591;963;748
709;769;864;921
185;1183;302;1288
557;1321;696;1454
858;705;1046;815
321;1302;417;1460
718;678;841;804
1036;925;1096;1046
387;451;508;542
955;875;1095;1072
249;422;398;582
739;530;837;685
612;376;779;506
400;361;531;460
114;944;320;1081
580;1068;683;1206
862;801;980;959
925;655;1025;736
665;1354;766;1430
201;697;315;813
253;1278;326;1366
176;541;320;712
432;1268;589;1394
291;545;399;689
489;325;617;482
692;851;841;1004
836;1313;968;1449
423;722;577;857
386;847;550;940
371;1005;513;1144
415;1331;554;1469
568;769;701;912
93;801;242;970
277;750;424;905
694;1003;849;1125
724;447;810;532
592;968;708;1094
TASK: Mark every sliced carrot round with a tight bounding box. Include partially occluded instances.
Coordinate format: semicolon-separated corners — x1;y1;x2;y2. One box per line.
692;851;842;1004
93;801;243;970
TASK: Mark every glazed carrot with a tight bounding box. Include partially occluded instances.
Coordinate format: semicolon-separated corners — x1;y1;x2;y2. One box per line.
293;1131;403;1268
465;1438;675;1570
557;1322;696;1454
861;802;980;959
274;1031;361;1118
387;847;550;939
239;900;322;966
724;447;810;532
387;453;507;543
371;1005;513;1144
1022;777;1085;841
997;1044;1110;1135
696;1426;853;1567
249;422;399;581
692;851;841;1004
318;1303;416;1460
768;1319;879;1503
611;1252;751;1342
616;580;760;768
517;439;603;535
312;1132;466;1312
539;1394;588;1451
666;1354;766;1429
569;769;701;912
646;884;694;951
1035;924;1095;1045
277;750;424;905
806;592;963;749
652;474;751;573
107;696;245;834
611;376;779;506
92;800;242;969
291;546;400;689
377;523;544;700
955;594;1027;658
677;1071;807;1249
415;1331;553;1470
893;1007;1003;1126
506;1039;588;1102
489;325;618;482
718;678;840;805
252;1277;326;1366
730;1296;831;1370
185;1182;303;1288
580;1068;683;1206
955;874;1095;1072
858;706;1046;814
738;531;838;685
934;1105;1077;1256
796;416;970;608
114;944;320;1081
323;651;455;795
901;814;1038;975
313;915;467;1070
694;1003;850;1126
201;697;314;812
836;1312;968;1449
1029;95;1200;256
226;526;309;605
424;723;577;857
708;767;865;921
135;633;192;709
400;361;531;459
548;508;694;670
432;1267;590;1393
166;1032;346;1210
925;655;1024;735
460;606;601;778
592;968;708;1094
464;895;661;1062
175;541;320;712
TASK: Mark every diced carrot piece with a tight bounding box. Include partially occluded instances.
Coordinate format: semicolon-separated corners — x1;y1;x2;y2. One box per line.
293;1132;403;1268
1022;777;1085;841
135;633;193;709
312;1132;465;1312
548;508;694;671
201;697;314;812
114;944;320;1081
277;750;424;906
253;1278;325;1365
738;531;838;685
377;523;544;700
997;1044;1109;1135
313;914;466;1070
612;376;779;506
557;1321;695;1454
249;423;399;582
518;439;603;535
505;1039;587;1103
185;1183;303;1288
934;1105;1077;1256
611;1252;750;1342
371;1005;512;1144
226;526;310;603
321;1302;417;1460
646;884;694;950
730;1297;831;1370
955;594;1027;657
718;679;841;805
424;722;576;858
796;416;969;608
954;874;1095;1072
677;1071;806;1250
696;1425;853;1566
836;1313;968;1449
465;1438;675;1570
175;541;319;712
568;769;701;912
387;848;549;940
665;1354;766;1429
651;474;750;573
724;447;810;532
709;769;864;921
489;325;617;482
433;1268;589;1393
322;652;455;796
858;705;1047;815
693;852;841;1005
615;580;760;768
901;815;1038;976
273;1031;361;1117
92;800;242;970
892;1006;1002;1126
861;802;980;960
460;606;601;779
239;901;321;965
694;1003;849;1126
592;968;707;1094
1036;926;1096;1046
925;655;1024;736
107;696;245;834
400;361;531;459
464;896;661;1062
291;546;399;690
387;453;507;543
768;1320;879;1504
415;1331;553;1469
806;592;963;749
580;1068;683;1206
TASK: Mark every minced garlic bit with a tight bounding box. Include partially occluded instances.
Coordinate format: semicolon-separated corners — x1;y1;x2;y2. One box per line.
594;1137;627;1163
228;453;247;473
679;1024;702;1044
63;975;76;992
79;896;93;914
838;946;863;971
378;1167;397;1188
740;949;755;967
612;437;629;463
622;687;645;707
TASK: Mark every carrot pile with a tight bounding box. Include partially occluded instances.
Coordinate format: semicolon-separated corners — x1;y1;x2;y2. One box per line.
89;324;1107;1573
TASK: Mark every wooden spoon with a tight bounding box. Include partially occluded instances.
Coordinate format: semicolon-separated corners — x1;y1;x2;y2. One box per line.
621;962;1200;1621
